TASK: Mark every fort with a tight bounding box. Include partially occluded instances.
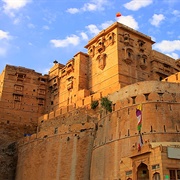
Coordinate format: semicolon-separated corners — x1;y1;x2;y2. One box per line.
0;22;180;180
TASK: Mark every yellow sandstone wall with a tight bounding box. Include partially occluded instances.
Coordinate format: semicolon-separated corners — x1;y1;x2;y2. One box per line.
0;65;48;126
15;81;180;180
90;81;180;180
16;122;96;180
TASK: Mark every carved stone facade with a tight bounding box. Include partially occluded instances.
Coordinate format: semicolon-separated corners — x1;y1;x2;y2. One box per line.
0;22;180;180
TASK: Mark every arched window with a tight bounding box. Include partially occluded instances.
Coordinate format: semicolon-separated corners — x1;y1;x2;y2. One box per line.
153;172;160;180
126;48;133;60
137;163;149;180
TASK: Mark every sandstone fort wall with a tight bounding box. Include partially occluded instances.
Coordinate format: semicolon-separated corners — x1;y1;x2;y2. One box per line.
16;81;180;179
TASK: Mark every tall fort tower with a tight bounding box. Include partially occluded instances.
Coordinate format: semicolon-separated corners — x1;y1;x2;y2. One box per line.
0;22;180;180
47;22;180;112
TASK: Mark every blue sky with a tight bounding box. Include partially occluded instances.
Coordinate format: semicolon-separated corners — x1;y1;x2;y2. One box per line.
0;0;180;74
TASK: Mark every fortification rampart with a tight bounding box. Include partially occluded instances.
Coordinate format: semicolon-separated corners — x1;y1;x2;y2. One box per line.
16;81;180;180
38;81;180;124
90;81;180;180
16;121;96;180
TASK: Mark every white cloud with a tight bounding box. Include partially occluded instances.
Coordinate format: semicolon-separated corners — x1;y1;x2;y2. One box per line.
82;3;97;11
154;40;180;53
81;32;88;40
66;0;109;14
117;15;139;30
166;52;179;59
13;18;21;25
150;14;165;27
50;35;80;48
124;0;153;11
2;0;32;16
0;30;12;57
0;30;11;40
28;23;35;29
42;25;50;30
0;47;7;56
101;21;114;29
66;8;79;14
43;10;57;24
172;10;180;17
86;24;100;36
84;21;114;37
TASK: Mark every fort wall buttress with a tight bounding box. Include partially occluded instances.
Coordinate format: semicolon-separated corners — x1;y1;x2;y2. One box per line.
16;122;96;180
24;80;180;180
90;81;180;179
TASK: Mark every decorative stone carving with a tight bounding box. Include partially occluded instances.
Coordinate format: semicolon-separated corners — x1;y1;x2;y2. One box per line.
61;68;67;77
67;76;74;90
97;53;106;70
138;39;145;52
123;32;130;46
88;45;95;57
96;37;105;54
138;54;148;70
106;32;115;46
123;47;134;64
66;59;74;74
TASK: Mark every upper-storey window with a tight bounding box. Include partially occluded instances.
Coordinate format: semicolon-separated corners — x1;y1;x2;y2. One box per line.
126;48;134;60
128;52;131;58
124;32;129;40
88;45;95;57
18;74;24;78
106;32;115;46
16;73;26;82
61;68;66;77
138;39;145;52
14;94;22;101
66;62;74;74
138;40;145;47
39;78;46;82
38;89;45;95
14;85;23;91
163;63;170;68
38;98;44;105
96;37;105;54
123;32;130;46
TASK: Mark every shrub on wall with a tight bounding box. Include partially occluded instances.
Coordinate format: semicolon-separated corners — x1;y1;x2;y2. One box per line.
91;100;99;109
100;97;112;112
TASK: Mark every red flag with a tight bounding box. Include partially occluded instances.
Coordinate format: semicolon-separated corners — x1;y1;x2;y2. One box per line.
116;12;121;17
